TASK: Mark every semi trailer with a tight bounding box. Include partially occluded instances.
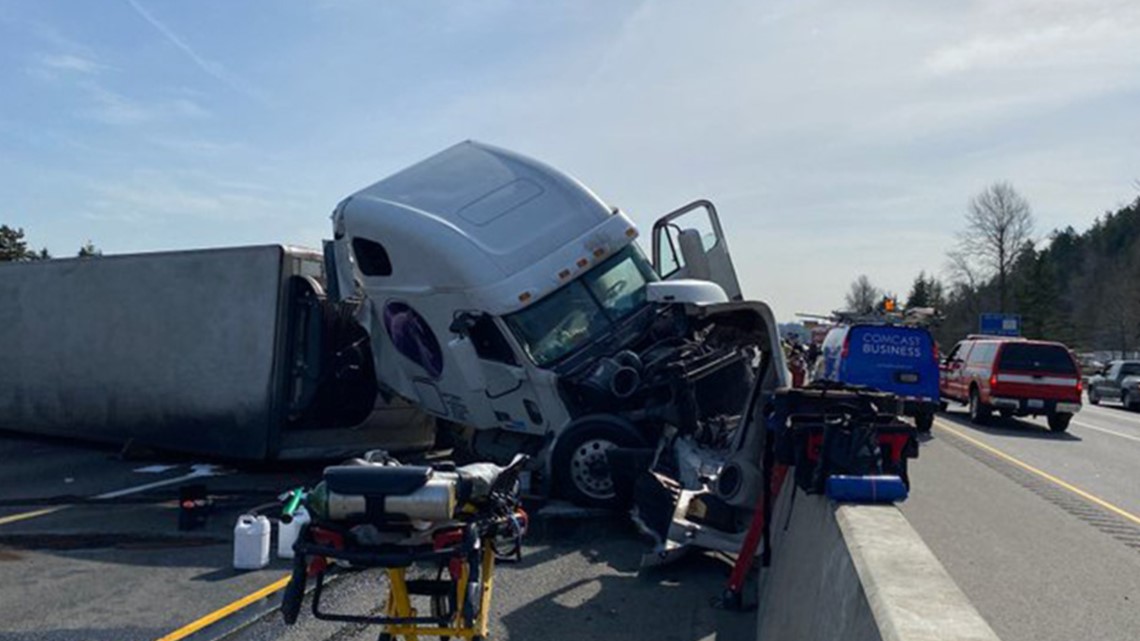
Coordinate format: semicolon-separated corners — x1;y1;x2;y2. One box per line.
0;244;434;459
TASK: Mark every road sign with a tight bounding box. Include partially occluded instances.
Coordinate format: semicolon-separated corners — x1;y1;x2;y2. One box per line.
979;313;1021;336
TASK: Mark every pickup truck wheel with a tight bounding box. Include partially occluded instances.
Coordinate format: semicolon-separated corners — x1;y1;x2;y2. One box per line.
1087;389;1100;405
1048;413;1072;432
969;389;990;425
1123;391;1137;411
552;417;646;508
914;412;933;432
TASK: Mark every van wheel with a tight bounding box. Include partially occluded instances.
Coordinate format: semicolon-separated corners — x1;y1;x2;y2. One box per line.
914;412;933;432
1048;413;1071;432
969;389;990;425
552;416;646;508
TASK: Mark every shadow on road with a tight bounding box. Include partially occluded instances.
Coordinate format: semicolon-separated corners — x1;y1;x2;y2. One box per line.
496;517;753;641
936;409;1081;442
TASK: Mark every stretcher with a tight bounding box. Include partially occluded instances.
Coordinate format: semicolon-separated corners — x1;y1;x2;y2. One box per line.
281;454;529;640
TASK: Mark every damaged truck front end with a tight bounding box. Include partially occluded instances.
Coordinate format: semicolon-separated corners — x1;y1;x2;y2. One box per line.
329;143;787;537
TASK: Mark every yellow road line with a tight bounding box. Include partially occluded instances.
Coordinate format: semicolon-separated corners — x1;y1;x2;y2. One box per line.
935;419;1140;528
155;575;291;641
0;507;63;526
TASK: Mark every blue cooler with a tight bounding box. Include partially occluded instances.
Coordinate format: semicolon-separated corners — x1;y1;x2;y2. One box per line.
826;475;908;503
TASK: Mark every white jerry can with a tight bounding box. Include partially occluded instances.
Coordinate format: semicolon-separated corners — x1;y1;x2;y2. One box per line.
277;507;311;559
233;514;271;570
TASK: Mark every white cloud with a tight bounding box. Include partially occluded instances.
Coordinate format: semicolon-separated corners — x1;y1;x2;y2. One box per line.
38;53;105;74
80;83;211;125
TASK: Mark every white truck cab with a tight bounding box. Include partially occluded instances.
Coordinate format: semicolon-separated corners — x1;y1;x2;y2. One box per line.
333;141;785;507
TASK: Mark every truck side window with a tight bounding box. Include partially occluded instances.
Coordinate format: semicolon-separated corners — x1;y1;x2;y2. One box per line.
352;238;392;276
945;343;962;363
469;314;519;366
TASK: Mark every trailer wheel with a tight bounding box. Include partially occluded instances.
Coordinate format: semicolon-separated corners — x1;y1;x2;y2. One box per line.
552;416;646;508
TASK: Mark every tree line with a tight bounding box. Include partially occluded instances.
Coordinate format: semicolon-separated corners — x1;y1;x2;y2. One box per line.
0;225;101;261
844;183;1140;355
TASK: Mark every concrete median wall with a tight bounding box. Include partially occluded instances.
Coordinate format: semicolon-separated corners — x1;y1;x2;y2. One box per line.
757;481;1001;641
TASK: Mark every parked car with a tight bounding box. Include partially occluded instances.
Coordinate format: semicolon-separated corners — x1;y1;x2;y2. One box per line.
817;323;939;431
939;336;1082;432
1087;360;1140;410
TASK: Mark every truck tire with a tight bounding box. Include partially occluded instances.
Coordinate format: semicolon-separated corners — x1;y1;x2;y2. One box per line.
552;416;646;509
1123;391;1137;411
1048;413;1072;432
938;401;949;413
914;412;934;432
1088;389;1099;405
968;388;990;425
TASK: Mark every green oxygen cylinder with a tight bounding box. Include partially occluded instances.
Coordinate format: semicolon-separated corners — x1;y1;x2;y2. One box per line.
305;481;331;521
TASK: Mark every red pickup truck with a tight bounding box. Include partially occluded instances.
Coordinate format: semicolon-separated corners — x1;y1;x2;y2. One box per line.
939;336;1082;432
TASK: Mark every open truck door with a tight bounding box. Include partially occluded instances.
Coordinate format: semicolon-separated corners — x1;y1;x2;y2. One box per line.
651;200;743;300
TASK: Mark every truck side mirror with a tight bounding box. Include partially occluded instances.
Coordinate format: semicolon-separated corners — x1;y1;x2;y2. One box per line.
677;228;711;281
449;312;479;336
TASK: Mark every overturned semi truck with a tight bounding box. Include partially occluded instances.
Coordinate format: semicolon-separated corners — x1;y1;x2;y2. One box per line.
0;245;435;459
327;141;789;529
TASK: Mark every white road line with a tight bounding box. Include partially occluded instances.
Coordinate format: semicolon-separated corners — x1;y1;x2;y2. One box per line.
1084;404;1140;427
94;464;225;499
1072;420;1140;444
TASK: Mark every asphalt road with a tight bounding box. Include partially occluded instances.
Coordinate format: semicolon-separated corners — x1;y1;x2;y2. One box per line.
0;432;752;641
0;432;324;641
228;516;754;641
900;399;1140;641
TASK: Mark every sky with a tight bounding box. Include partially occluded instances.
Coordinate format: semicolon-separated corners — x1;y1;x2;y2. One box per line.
2;0;1139;320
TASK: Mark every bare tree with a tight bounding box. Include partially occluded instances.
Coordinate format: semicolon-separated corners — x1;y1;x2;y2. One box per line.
953;182;1035;312
844;274;881;314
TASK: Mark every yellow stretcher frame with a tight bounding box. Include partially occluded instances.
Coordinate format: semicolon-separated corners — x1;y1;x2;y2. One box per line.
381;544;496;641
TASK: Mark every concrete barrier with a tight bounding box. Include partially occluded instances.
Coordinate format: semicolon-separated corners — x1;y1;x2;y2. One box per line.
757;481;1001;641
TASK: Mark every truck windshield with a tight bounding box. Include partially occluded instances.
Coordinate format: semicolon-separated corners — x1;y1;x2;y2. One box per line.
505;245;658;366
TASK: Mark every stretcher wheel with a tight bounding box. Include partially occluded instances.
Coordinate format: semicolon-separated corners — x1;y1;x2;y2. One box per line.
281;553;307;625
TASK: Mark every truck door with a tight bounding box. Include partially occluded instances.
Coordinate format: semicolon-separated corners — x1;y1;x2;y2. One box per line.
940;342;968;401
1102;362;1123;399
451;312;548;435
651;200;743;300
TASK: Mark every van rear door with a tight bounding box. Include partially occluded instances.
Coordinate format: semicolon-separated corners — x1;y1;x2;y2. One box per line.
846;326;939;401
651;200;742;300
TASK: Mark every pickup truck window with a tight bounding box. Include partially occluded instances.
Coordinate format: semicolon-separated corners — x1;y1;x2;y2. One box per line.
997;343;1077;374
505;245;657;366
1119;363;1140;377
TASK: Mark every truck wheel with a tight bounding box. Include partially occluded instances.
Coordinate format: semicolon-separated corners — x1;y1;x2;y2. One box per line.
1048;413;1072;432
914;412;933;432
1123;391;1136;411
938;401;949;413
552;416;646;508
968;389;990;425
1088;389;1100;405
